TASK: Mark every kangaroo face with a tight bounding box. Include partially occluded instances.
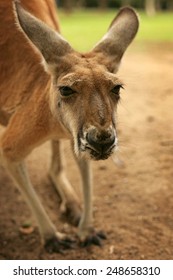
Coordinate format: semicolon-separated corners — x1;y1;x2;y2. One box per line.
50;54;122;160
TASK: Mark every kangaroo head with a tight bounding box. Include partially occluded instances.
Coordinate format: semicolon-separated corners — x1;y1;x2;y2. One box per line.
14;2;139;160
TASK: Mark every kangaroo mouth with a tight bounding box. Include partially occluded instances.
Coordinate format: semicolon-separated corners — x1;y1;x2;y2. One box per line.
79;137;115;160
88;145;115;160
84;144;112;159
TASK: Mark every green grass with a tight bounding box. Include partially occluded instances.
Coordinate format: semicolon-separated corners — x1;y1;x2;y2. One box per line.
138;12;173;43
58;9;173;51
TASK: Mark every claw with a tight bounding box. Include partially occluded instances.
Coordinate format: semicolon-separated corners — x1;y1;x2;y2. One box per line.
81;236;93;247
44;236;76;254
92;235;102;246
80;231;107;247
98;230;107;240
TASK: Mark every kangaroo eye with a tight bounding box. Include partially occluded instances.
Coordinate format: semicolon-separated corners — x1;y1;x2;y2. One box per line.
59;86;75;97
111;85;123;96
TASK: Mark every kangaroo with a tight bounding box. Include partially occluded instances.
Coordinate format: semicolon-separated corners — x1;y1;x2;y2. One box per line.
0;0;139;253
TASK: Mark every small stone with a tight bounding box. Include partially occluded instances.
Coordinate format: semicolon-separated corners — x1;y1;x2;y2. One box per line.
109;245;115;254
19;226;34;235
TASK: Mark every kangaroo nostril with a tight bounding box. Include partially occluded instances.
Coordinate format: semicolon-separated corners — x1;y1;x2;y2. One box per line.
87;132;115;154
97;132;112;142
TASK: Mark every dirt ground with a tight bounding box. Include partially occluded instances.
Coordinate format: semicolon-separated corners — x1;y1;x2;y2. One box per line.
0;43;173;260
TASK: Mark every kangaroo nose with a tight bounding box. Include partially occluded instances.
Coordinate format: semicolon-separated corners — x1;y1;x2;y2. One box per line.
87;130;115;154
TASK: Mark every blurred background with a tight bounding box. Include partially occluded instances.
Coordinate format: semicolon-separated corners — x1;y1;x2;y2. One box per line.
54;0;173;51
56;0;173;12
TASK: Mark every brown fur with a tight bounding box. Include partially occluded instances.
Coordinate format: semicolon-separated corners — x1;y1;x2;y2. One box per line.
0;0;139;252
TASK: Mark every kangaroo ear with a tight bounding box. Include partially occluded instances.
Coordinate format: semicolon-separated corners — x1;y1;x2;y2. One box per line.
14;1;72;65
93;7;139;72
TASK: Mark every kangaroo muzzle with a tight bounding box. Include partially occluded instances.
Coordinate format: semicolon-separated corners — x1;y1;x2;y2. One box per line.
83;127;117;160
